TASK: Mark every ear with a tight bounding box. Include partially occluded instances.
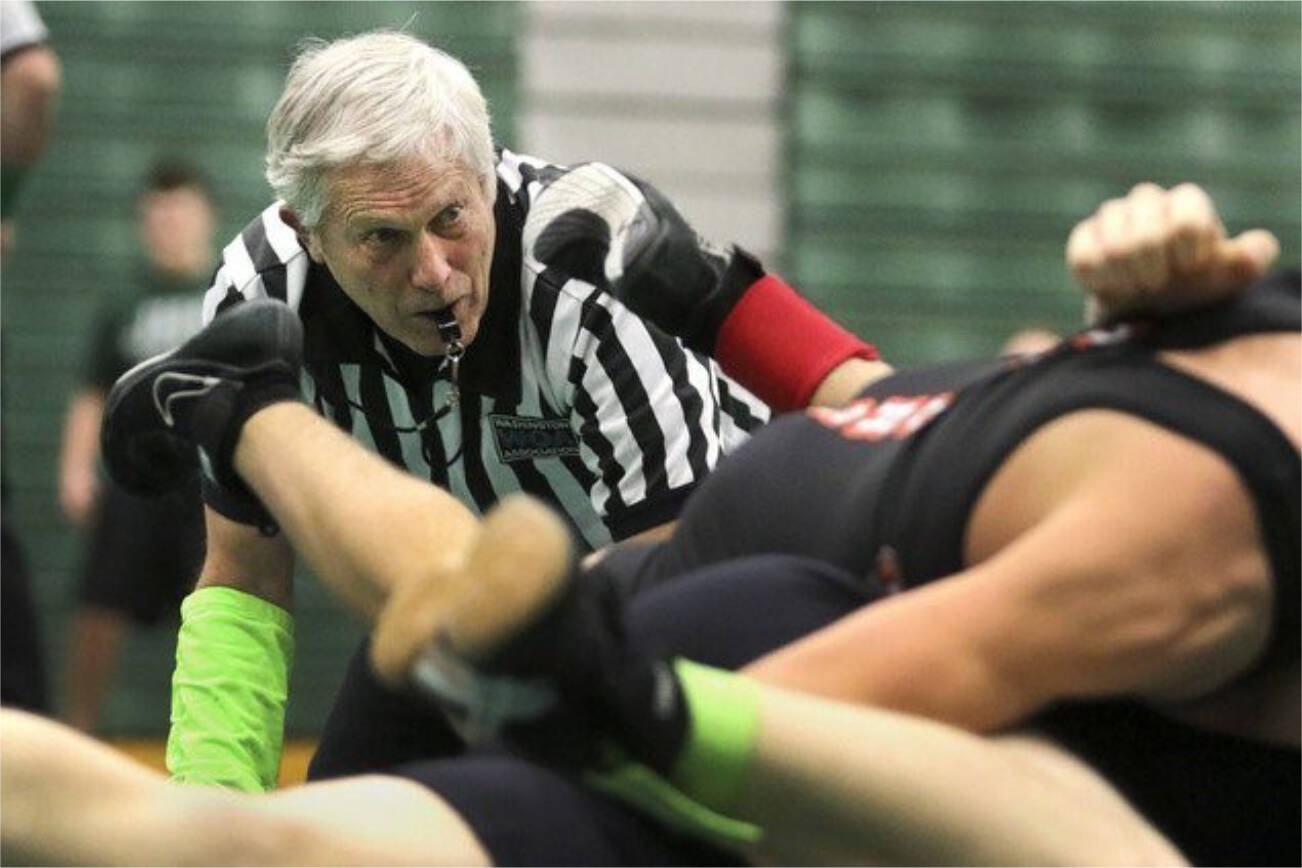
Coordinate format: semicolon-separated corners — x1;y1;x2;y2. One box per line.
279;205;324;262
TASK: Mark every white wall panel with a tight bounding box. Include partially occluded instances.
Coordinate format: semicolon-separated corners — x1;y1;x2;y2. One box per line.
528;1;781;32
519;1;784;262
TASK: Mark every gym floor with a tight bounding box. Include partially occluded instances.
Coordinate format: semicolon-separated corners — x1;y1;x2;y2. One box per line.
105;738;317;788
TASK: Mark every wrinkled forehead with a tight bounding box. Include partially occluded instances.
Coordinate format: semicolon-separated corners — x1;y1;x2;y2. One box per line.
321;157;483;224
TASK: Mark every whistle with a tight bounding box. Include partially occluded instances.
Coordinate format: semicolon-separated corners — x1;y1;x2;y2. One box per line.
434;307;463;346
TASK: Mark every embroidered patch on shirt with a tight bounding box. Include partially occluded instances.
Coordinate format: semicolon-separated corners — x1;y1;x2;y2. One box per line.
489;414;581;462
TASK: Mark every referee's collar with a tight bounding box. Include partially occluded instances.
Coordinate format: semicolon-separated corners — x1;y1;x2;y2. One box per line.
457;181;524;402
301;179;523;404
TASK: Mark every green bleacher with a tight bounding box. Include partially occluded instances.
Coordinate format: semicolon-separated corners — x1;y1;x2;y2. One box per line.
786;1;1300;365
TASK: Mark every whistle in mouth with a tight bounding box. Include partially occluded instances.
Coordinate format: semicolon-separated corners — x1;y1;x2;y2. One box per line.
434;307;463;347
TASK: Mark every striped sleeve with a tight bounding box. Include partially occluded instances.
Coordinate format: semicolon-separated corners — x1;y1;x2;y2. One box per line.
202;202;310;324
527;258;763;541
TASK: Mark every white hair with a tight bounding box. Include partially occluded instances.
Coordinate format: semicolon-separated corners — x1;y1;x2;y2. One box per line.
265;30;496;228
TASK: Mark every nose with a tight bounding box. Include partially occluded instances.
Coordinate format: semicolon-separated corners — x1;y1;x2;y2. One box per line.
411;231;454;293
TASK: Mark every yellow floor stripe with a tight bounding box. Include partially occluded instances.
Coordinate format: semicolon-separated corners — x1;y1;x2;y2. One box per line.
104;738;318;788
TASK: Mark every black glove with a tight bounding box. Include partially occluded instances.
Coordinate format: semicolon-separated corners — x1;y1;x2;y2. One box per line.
616;177;767;357
408;568;689;775
100;297;302;536
200;472;281;536
483;570;689;773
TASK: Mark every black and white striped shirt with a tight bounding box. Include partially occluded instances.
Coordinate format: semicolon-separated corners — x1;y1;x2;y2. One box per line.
203;149;768;549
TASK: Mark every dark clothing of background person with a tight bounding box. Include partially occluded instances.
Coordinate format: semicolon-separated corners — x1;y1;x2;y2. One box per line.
0;0;58;713
2;480;48;712
74;270;207;623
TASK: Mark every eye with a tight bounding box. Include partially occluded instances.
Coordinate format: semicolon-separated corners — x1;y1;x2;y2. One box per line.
364;227;403;247
433;204;464;231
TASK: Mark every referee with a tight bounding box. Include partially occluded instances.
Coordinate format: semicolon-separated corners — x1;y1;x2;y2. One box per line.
193;30;878;780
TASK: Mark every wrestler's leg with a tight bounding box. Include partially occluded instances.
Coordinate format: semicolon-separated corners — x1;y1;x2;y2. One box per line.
0;708;490;866
100;300;485;623
607;556;1186;864
728;684;1185;866
232;402;483;622
374;519;1184;867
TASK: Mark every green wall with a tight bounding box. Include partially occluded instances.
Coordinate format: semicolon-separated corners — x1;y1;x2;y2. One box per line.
787;1;1301;365
3;1;518;734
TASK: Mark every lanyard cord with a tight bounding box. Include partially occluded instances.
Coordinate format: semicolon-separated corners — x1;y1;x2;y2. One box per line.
312;312;467;466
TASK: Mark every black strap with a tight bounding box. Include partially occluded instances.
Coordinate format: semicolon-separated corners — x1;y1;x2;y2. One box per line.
1128;269;1300;350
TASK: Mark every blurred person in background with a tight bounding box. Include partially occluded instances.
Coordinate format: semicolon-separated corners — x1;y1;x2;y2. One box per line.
56;160;215;733
191;28;882;782
0;0;59;259
1;0;60;713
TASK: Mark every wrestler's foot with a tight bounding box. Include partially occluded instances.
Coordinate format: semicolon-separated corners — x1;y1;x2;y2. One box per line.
371;494;689;772
100;298;303;530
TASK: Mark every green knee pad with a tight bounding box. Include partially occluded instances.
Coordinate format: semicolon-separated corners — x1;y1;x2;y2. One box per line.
167;586;294;792
585;659;764;851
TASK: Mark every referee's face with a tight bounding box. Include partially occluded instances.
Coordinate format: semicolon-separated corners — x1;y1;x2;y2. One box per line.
304;157;496;357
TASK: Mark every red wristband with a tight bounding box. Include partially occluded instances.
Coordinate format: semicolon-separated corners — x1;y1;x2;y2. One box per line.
714;275;879;413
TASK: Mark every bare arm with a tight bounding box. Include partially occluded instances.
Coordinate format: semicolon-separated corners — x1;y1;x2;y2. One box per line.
57;389;105;526
1;43;60;259
807;356;893;408
1;707;492;867
0;44;60;165
745;409;1274;732
232;402;482;623
196;394;483;621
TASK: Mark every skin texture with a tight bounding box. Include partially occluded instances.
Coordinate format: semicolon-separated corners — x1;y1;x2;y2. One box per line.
138;186;216;281
284;158;496;357
0;44;60;261
744;379;1292;736
0;45;60;164
1;707;491;867
1067;182;1278;321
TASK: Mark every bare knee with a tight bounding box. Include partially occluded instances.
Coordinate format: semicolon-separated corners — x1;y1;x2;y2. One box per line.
161;795;333;866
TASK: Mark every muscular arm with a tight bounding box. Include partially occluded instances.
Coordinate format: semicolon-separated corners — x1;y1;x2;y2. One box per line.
745;188;1288;724
745;409;1275;732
